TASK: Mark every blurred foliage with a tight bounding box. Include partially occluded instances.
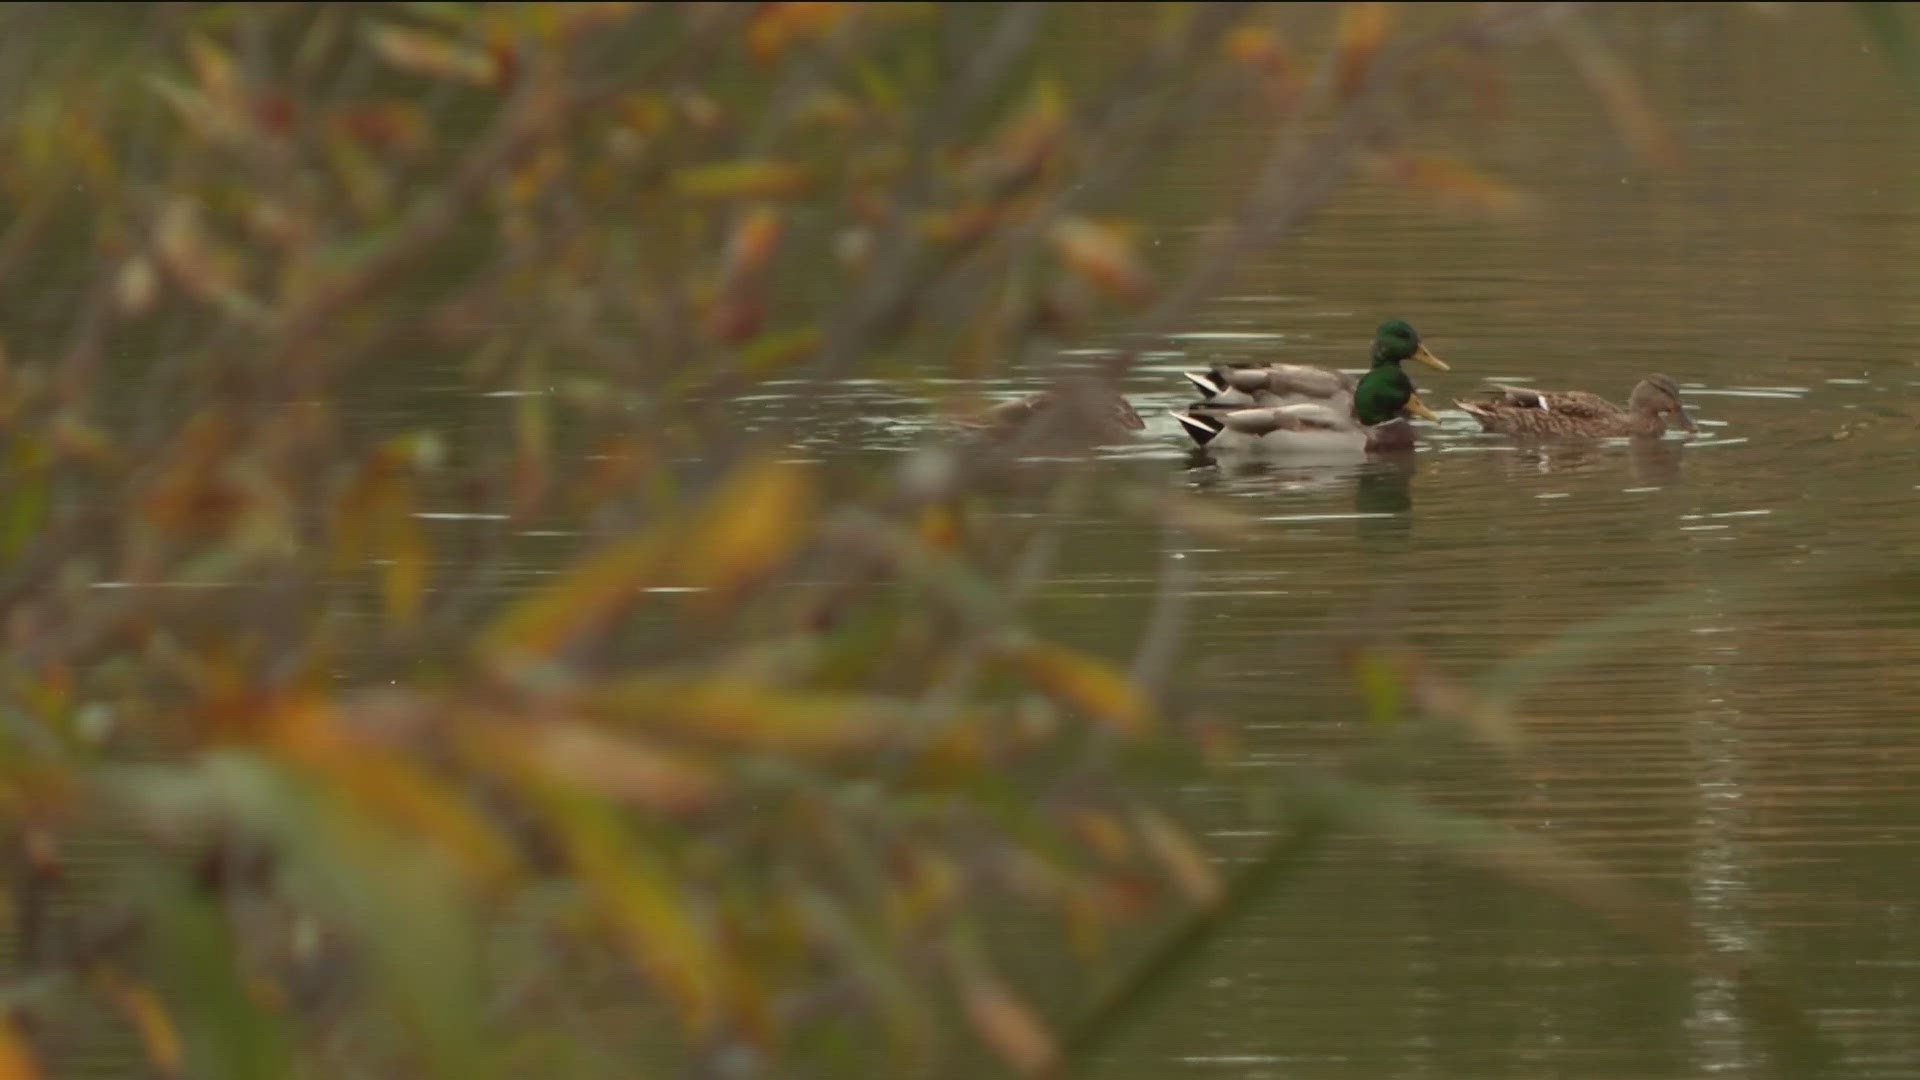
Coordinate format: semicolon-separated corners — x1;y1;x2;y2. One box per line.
0;2;1841;1077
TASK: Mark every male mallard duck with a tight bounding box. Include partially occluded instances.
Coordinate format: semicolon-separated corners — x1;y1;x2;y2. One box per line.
957;379;1144;445
1456;374;1696;438
1182;319;1450;410
1174;358;1437;455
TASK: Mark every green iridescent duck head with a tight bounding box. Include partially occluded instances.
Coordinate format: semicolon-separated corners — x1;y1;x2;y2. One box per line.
1370;319;1449;372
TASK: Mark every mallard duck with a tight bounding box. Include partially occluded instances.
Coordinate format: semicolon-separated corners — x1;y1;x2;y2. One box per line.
1182;319;1450;410
1456;374;1696;438
1174;359;1437;455
957;380;1145;444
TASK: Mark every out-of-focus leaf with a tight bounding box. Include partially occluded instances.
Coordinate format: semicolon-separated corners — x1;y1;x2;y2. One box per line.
0;442;50;558
381;477;429;629
673;458;815;596
1336;2;1394;99
99;974;184;1078
747;2;855;64
477;529;673;666
1049;217;1151;301
508;718;721;812
1354;646;1528;756
367;24;499;85
268;697;516;885
534;791;727;1032
335;100;432;155
1000;638;1154;737
738;326;823;372
0;1014;42;1080
187;36;240;107
794;888;935;1063
482;445;811;666
1112;486;1263;542
139;855;296;1080
117;257;160;315
1349;645;1404;726
1550;14;1682;170
671;161;813;200
1070;810;1134;863
1133;809;1222;906
720;206;784;282
1377;152;1542;221
952;949;1058;1076
1224;23;1300;106
583;676;904;753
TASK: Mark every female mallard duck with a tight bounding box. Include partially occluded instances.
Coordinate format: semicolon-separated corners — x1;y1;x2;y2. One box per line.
1182;319;1450;410
1174;358;1437;455
958;380;1144;445
1456;374;1696;438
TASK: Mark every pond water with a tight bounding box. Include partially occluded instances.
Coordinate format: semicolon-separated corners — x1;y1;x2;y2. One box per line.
707;6;1920;1077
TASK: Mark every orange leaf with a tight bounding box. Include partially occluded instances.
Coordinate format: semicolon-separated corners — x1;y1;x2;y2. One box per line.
1379;153;1541;221
954;955;1057;1076
747;3;854;64
0;1015;43;1080
1134;809;1222;906
270;697;517;884
720;206;784;282
1336;2;1394;98
1552;15;1682;170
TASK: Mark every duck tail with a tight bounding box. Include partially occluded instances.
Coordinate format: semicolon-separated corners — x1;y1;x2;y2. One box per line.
1182;370;1225;397
1172;410;1223;447
1454;400;1496;432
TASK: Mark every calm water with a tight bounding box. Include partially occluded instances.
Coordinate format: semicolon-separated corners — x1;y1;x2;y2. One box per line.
710;7;1920;1077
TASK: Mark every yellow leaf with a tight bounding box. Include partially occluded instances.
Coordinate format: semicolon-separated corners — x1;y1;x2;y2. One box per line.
367;24;499;85
99;976;183;1077
187;36;240;106
1001;639;1154;737
671;161;812;200
516;719;721;812
1348;645;1404;726
584;677;902;754
1049;217;1151;301
1133;809;1222;906
737;326;823;373
378;475;429;629
477;530;673;666
0;1014;43;1080
535;792;727;1031
673;459;815;594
